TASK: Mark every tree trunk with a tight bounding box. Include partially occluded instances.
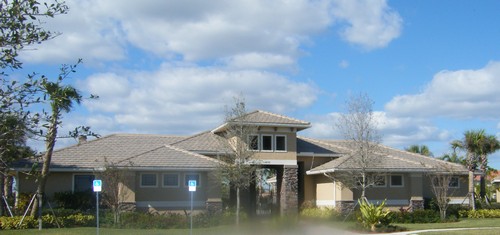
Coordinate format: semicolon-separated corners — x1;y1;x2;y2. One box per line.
236;187;240;226
30;115;58;217
0;173;4;216
468;171;475;210
440;209;446;221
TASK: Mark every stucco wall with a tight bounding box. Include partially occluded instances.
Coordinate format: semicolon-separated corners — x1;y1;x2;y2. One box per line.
18;172;85;198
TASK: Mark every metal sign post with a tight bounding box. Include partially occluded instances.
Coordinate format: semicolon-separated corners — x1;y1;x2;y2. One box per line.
93;180;102;235
188;180;197;235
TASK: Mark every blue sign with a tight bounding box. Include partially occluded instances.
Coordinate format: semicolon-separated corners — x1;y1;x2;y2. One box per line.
93;180;102;192
188;180;197;192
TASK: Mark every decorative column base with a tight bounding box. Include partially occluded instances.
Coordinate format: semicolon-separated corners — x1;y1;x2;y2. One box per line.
119;202;136;212
335;200;355;215
280;165;298;216
206;198;223;215
409;197;424;211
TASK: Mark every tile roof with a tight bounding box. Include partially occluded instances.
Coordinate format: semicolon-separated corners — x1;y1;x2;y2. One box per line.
306;139;467;174
171;131;229;153
115;144;222;169
296;136;349;155
13;134;191;170
213;110;311;132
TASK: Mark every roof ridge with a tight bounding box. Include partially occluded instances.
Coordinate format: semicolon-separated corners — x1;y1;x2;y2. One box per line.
255;110;310;124
170;130;211;145
165;144;224;165
115;145;166;165
51;134;116;154
298;136;352;153
377;144;464;168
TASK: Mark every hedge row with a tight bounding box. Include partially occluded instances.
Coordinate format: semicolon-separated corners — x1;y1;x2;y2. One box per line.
0;214;94;230
459;209;500;218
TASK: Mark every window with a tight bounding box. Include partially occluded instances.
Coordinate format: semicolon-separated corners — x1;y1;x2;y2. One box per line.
261;135;273;151
390;175;403;187
433;176;460;188
373;175;386;187
275;135;287;152
141;173;157;187
449;177;459;188
74;174;95;192
184;174;200;187
163;173;179;187
248;135;259;151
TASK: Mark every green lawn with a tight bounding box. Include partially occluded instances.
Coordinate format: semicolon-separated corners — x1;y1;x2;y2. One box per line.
2;218;500;234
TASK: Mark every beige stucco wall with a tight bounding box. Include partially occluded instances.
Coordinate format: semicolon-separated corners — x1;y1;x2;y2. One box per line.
299;157;339;204
253;131;297;162
18;172;87;199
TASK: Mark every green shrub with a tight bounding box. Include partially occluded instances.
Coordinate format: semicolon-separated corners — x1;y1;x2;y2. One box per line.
53;191;94;210
390;209;440;223
0;213;94;230
300;207;341;220
460;209;500;218
357;199;391;232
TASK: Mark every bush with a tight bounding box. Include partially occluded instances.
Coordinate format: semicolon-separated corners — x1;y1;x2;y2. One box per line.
357;199;391;232
390;209;440;223
0;213;95;230
460;209;500;218
300;207;341;220
53;191;94;210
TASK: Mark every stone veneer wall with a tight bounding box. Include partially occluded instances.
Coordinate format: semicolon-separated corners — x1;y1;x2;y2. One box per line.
409;197;424;211
335;200;355;215
280;165;298;216
206;198;223;215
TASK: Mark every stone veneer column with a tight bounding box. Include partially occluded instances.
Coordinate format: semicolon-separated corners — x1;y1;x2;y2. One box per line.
280;165;298;216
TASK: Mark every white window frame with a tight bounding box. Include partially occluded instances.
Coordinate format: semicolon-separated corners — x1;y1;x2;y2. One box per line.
261;134;274;152
247;134;260;151
140;173;158;188
274;135;287;152
390;174;404;187
449;177;460;188
184;173;201;187
162;173;180;188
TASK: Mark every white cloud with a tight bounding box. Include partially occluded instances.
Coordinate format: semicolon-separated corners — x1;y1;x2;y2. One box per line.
18;0;402;67
332;0;403;50
80;64;318;134
302;111;449;149
386;61;500;119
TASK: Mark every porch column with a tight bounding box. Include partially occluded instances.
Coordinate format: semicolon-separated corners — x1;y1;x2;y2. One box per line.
280;165;298;216
409;173;424;211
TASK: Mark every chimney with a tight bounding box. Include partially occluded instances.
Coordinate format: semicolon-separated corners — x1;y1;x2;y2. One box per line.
78;135;87;145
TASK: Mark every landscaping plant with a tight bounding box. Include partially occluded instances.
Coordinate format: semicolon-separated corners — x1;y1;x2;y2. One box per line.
357;199;390;232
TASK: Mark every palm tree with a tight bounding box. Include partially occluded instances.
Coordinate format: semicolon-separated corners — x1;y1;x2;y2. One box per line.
405;144;433;156
478;134;500;199
31;77;82;217
455;129;486;210
440;140;466;164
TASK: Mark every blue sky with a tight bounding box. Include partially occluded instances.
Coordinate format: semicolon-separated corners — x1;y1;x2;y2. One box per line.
15;0;500;168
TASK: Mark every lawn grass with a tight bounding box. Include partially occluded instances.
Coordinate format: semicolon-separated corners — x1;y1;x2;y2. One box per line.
394;218;500;230
1;218;500;234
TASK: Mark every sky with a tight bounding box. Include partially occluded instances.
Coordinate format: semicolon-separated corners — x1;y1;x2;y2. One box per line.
15;0;500;168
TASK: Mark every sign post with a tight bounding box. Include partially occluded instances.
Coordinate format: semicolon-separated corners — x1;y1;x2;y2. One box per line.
188;180;196;235
93;180;102;235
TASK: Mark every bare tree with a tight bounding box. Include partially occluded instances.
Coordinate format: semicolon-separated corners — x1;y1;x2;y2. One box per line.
327;93;383;200
216;97;259;225
95;158;131;225
425;163;461;220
